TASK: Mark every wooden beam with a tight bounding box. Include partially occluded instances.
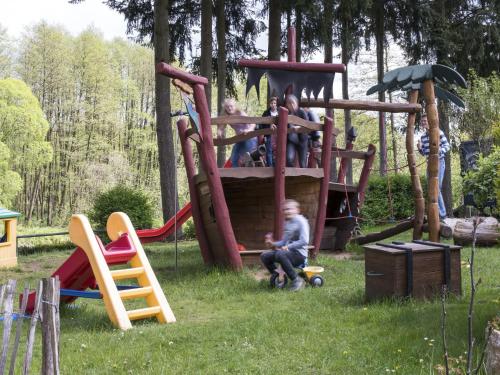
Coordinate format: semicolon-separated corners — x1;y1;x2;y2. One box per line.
274;107;288;240
213;125;339;147
194;167;324;185
238;59;346;73
331;149;370;160
300;98;422;113
353;219;414;245
172;79;193;95
358;144;377;206
406;90;425;240
312;116;334;258
211;115;277;125
156;62;208;85
177;119;213;265
184;128;201;143
192;83;242;270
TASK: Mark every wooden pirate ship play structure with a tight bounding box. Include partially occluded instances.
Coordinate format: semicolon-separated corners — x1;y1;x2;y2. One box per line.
155;27;466;270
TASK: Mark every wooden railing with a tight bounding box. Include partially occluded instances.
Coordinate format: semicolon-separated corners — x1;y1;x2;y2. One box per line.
210;115;339;147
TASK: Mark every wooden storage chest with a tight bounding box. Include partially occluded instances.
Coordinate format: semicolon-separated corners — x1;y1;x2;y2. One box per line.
364;241;462;300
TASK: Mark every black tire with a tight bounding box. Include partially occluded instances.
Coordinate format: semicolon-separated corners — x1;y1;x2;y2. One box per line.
270;273;288;289
309;275;324;287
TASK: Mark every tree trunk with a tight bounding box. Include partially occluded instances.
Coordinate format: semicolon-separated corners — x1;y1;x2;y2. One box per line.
439;100;453;217
323;0;336;181
295;5;302;63
374;0;387;176
154;0;178;224
200;0;212;110
268;0;281;61
216;0;226;167
268;0;281;103
341;24;353;184
407;90;424;239
384;45;397;173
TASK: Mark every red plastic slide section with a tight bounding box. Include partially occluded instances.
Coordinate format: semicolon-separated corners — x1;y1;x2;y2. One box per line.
24;234;137;313
136;203;192;244
24;247;94;312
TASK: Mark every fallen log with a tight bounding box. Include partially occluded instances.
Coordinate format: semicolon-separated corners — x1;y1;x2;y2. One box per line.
353;219;414;245
422;222;453;239
453;217;499;246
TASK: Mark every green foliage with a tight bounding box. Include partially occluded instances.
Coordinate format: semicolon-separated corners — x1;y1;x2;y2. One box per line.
453;71;500;148
0;78;52;169
183;218;197;240
0;25;12;78
463;147;499;213
361;173;426;225
90;185;153;229
0;141;22;207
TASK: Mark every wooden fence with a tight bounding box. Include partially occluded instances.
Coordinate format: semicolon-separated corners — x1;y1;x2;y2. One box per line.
0;278;60;374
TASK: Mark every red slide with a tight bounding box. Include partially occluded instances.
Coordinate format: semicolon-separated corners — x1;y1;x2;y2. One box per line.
136;203;192;243
136;160;233;244
25;234;136;312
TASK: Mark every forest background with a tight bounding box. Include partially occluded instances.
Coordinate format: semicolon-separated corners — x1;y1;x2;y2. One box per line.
0;0;498;228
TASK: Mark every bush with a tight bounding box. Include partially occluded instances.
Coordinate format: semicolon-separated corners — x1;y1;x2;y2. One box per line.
360;174;426;226
90;186;154;229
183;219;197;240
463;147;499;214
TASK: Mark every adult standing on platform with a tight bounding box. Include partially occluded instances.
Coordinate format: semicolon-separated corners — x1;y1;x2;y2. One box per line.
218;98;257;168
284;95;309;168
417;114;451;221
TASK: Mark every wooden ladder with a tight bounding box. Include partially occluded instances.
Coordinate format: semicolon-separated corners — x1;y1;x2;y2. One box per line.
69;213;176;330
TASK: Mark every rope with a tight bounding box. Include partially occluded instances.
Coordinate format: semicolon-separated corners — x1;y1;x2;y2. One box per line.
371;160;426;173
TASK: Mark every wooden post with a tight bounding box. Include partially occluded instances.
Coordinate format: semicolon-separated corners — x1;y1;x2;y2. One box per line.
422;80;440;242
0;279;16;374
358;144;377;206
192;83;242;270
406;90;425;239
177;118;214;265
9;284;29;375
337;134;354;184
312;116;334;258
23;280;42;375
274;107;289;240
41;278;53;375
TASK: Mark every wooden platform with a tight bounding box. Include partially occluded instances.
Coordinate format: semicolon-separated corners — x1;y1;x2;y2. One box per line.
195;168;321;262
195;167;324;184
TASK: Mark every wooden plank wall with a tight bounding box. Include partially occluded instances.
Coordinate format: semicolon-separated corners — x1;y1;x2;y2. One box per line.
197;175;321;251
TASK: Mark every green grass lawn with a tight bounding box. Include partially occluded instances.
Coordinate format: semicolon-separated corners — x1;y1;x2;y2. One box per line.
1;228;499;374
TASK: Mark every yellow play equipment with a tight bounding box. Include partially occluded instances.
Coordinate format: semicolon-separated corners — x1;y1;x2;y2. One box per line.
68;212;176;330
0;208;21;268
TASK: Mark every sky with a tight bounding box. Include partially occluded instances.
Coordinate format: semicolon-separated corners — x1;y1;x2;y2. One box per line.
0;0;404;104
0;0;129;40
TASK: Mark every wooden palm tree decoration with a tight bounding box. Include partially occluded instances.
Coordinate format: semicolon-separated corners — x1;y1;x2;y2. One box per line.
367;64;466;242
